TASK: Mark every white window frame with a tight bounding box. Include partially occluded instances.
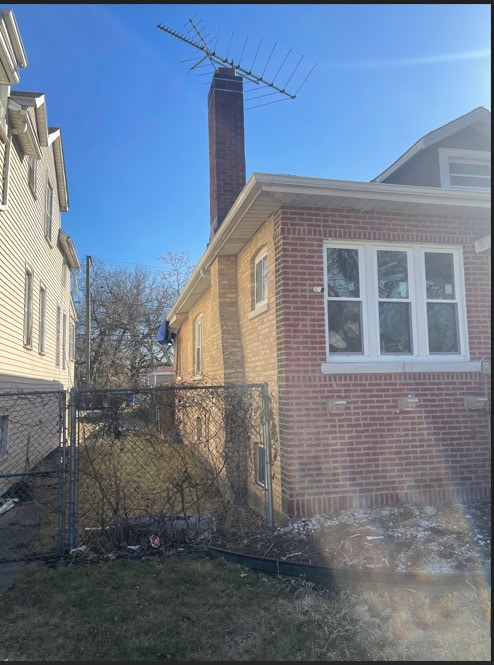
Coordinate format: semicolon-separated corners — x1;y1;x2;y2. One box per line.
438;148;491;190
28;155;37;195
254;250;268;306
38;283;46;354
194;314;203;377
62;312;67;370
44;180;53;242
55;305;61;367
23;266;34;349
322;241;470;374
69;320;76;361
249;249;268;318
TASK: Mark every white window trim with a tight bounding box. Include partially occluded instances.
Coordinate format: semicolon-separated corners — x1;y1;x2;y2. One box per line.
28;155;37;196
38;282;46;355
252;249;268;313
23;265;34;349
193;314;203;377
55;305;61;367
62;312;67;370
69;320;75;361
322;241;470;374
44;180;53;243
438;148;490;190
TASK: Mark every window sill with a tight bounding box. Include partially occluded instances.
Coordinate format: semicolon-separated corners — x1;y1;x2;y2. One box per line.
321;360;482;374
248;301;269;319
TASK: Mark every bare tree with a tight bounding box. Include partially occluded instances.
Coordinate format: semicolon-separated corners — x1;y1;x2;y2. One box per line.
75;253;194;388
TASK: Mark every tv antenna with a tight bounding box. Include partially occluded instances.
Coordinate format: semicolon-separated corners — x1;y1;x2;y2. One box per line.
157;16;317;109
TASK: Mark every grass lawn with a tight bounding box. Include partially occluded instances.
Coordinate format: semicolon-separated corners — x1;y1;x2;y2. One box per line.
0;553;490;661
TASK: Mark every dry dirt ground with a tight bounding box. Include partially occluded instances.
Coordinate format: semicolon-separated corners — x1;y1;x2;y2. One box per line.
210;499;491;577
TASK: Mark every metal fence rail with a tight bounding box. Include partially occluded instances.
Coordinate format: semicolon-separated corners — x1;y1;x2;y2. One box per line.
0;390;67;564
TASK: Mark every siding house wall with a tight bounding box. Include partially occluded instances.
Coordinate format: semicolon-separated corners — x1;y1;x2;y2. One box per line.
0;116;76;392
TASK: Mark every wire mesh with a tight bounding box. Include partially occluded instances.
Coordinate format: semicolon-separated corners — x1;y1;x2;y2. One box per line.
71;384;272;554
0;390;67;563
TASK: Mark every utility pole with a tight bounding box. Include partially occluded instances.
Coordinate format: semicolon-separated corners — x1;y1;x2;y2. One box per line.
85;255;92;387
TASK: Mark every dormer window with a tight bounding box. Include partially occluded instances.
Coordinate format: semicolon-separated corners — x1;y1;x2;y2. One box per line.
439;149;491;190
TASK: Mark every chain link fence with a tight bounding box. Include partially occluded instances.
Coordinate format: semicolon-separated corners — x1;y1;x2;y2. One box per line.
68;383;274;554
0;390;67;564
0;383;275;562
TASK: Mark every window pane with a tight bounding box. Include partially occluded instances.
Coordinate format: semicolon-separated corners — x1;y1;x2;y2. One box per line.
427;303;459;353
327;248;359;297
327;301;362;353
255;255;267;303
377;250;408;298
425;252;455;300
379;302;412;354
449;162;490;176
450;174;491;188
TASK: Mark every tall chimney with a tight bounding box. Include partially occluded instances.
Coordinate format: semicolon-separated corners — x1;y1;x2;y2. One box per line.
208;67;246;238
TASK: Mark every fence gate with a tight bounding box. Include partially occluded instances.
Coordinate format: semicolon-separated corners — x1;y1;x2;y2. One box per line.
67;383;273;554
0;390;68;564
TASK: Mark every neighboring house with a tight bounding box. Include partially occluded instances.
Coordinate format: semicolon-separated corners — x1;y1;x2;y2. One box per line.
0;10;80;490
142;367;175;387
167;69;491;521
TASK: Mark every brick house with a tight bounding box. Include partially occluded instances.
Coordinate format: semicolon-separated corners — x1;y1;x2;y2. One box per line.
167;68;491;521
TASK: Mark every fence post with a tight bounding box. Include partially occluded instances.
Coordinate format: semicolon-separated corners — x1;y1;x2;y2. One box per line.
261;383;274;528
57;391;67;558
68;388;78;552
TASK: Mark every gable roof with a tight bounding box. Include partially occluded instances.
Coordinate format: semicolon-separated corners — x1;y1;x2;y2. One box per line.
372;106;491;183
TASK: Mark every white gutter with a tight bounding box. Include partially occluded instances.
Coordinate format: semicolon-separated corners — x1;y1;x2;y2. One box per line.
167;172;491;328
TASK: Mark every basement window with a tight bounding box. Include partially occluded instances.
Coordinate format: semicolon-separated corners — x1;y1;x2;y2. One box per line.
256;444;267;487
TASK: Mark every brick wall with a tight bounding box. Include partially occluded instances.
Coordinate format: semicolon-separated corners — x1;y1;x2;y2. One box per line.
274;206;491;516
208;68;246;238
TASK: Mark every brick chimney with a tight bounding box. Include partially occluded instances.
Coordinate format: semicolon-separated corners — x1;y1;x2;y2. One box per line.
208;67;246;238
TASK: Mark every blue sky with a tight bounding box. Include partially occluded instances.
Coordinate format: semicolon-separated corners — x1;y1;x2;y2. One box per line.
8;4;491;272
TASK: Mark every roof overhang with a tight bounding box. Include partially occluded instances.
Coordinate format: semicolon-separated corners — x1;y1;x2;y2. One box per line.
49;128;69;211
0;9;27;85
11;91;48;147
7;97;42;158
58;229;81;270
167;173;491;330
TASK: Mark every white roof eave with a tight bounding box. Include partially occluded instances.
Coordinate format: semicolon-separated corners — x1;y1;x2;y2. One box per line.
167;173;491;328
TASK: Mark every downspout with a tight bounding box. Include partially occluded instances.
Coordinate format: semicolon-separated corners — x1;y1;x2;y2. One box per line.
0;109;28;209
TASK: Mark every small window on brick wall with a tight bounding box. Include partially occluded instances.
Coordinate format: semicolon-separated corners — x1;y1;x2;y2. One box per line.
194;314;203;376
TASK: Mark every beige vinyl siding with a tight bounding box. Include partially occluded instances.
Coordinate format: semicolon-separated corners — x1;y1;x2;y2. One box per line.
0;115;76;392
